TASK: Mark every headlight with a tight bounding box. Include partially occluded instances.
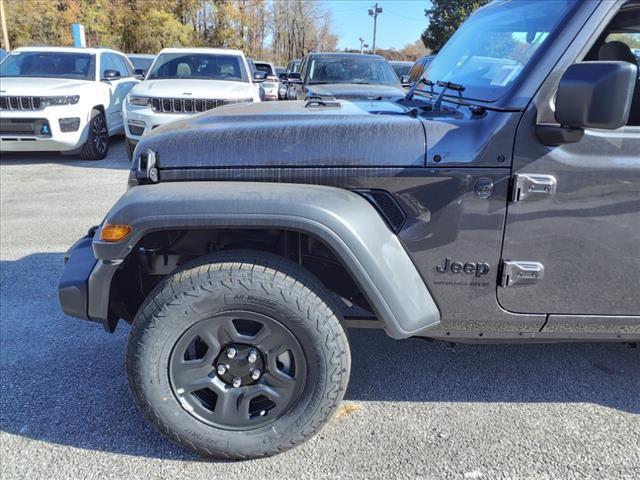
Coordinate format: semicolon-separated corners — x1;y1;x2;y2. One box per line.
128;95;149;106
41;95;80;106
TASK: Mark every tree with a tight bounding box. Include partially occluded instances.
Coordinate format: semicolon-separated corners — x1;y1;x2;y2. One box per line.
421;0;489;52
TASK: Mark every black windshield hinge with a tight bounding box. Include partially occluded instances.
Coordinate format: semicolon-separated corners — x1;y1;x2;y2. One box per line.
433;81;465;111
135;149;159;184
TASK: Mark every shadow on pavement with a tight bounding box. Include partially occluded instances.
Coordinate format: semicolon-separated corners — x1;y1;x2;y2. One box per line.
0;135;130;170
1;252;638;460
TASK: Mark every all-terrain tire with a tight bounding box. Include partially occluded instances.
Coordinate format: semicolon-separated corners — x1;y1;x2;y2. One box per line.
125;250;351;459
80;109;109;160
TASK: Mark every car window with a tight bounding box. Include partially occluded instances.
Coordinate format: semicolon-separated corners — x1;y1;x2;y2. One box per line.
408;59;426;83
147;53;249;82
113;54;132;77
101;53;120;77
307;57;399;85
0;51;96;80
255;63;274;76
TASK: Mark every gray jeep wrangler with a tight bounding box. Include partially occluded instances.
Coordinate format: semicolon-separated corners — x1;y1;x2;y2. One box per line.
59;0;640;459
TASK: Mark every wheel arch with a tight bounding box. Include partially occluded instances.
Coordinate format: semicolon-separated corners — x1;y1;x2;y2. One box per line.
90;182;441;338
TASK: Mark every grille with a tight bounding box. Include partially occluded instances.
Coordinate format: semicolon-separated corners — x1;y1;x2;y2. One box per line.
0;96;43;111
149;97;250;114
0;118;51;137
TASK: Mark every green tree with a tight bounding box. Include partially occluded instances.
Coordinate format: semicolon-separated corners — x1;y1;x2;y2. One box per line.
421;0;489;52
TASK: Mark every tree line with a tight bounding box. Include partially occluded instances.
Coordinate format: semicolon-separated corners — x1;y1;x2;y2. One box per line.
1;0;340;65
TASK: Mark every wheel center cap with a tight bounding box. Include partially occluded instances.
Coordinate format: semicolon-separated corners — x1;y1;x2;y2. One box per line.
215;344;264;387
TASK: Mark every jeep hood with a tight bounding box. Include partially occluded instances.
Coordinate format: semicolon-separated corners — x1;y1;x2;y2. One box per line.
0;77;93;95
135;99;426;170
131;79;256;99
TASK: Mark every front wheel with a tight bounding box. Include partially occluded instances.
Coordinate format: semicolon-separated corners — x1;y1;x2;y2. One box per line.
80;110;109;160
126;251;351;459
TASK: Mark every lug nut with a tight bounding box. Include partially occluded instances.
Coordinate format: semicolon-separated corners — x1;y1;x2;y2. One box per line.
232;377;242;388
226;347;237;359
247;350;258;363
251;368;261;380
217;364;227;375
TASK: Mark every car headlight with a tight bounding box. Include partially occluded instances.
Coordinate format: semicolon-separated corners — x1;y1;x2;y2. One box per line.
41;95;80;106
128;95;149;106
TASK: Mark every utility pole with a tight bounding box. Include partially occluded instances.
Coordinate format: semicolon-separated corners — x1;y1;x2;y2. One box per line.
359;37;366;54
368;3;382;54
0;0;9;51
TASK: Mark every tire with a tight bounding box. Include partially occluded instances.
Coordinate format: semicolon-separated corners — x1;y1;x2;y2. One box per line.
126;250;351;459
80;109;109;160
126;139;136;162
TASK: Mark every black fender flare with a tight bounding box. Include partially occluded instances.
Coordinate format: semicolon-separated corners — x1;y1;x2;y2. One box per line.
90;182;440;338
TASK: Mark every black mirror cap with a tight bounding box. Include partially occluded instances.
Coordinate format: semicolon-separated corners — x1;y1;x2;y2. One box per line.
253;71;268;81
134;68;146;76
288;72;302;81
102;69;121;80
278;72;288;80
555;61;637;130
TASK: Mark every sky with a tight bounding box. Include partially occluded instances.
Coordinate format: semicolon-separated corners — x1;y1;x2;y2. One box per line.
325;0;431;51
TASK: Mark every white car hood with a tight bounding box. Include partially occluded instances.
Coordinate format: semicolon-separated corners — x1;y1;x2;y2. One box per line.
0;77;93;96
131;79;256;99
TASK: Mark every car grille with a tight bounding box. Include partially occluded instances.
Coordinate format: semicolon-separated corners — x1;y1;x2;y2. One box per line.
149;97;250;114
0;118;51;137
0;96;43;111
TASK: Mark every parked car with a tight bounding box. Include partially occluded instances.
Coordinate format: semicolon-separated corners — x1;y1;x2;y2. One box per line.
59;0;640;462
406;54;435;85
286;52;405;100
254;61;279;100
127;53;155;78
0;46;138;159
122;48;264;160
282;59;301;99
389;60;413;86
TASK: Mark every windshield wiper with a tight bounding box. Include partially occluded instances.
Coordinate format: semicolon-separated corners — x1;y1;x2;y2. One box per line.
404;78;434;101
432;81;465;111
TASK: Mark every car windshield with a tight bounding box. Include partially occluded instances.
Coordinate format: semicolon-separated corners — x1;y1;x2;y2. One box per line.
420;0;578;102
147;53;249;82
308;57;399;85
391;63;412;78
0;51;95;80
129;56;154;71
255;63;274;76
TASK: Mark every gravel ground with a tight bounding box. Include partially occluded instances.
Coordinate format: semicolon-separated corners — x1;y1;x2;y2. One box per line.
1;137;639;480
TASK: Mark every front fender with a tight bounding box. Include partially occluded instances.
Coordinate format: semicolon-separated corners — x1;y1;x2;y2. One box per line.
92;182;441;338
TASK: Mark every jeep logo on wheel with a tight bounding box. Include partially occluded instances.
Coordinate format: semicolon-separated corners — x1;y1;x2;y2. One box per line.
436;258;490;277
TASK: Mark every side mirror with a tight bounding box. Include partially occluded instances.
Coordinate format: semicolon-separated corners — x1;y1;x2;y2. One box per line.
133;68;145;80
253;71;267;82
537;61;637;146
288;72;302;83
278;72;288;81
401;75;410;85
102;69;121;81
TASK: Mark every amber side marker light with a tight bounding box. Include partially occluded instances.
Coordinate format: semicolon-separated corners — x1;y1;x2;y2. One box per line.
100;224;132;242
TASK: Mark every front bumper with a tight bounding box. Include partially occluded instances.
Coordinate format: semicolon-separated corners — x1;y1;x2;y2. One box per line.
123;104;190;140
58;233;119;330
0;107;89;152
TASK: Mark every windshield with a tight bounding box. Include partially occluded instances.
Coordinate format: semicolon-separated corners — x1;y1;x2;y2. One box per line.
421;0;578;102
147;53;249;82
129;56;154;71
255;63;274;76
308;57;399;85
0;51;95;80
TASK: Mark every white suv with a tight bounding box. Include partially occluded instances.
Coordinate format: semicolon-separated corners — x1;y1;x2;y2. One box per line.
0;47;138;160
123;48;263;160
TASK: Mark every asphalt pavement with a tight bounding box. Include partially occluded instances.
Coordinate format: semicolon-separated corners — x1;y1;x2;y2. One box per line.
1;137;639;479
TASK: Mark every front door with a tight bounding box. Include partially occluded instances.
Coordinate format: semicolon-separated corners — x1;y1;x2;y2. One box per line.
499;39;640;315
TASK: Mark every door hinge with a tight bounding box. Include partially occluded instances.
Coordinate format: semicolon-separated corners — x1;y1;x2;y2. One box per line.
510;174;556;202
500;260;544;287
135;149;159;184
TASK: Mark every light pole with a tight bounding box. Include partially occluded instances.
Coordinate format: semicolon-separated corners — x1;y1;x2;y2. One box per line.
368;3;383;54
358;37;369;54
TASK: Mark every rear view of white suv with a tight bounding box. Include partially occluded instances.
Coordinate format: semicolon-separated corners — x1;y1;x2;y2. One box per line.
123;48;263;160
0;47;138;159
